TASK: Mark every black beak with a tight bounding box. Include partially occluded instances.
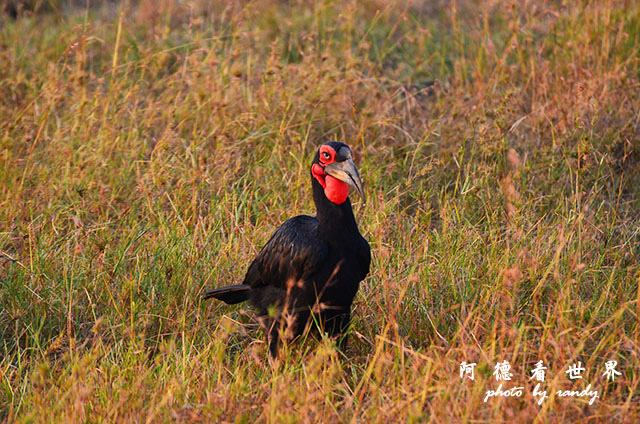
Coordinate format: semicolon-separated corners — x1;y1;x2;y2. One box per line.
324;157;366;204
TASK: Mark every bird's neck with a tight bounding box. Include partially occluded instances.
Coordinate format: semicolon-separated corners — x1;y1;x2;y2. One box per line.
312;176;360;243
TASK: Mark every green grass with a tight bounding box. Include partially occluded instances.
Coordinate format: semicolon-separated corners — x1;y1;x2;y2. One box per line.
1;0;639;422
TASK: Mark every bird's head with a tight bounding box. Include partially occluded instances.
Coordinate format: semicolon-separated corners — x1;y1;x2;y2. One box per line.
311;141;365;205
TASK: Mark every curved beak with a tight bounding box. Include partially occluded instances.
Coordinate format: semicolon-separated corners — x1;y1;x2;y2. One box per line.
325;158;366;204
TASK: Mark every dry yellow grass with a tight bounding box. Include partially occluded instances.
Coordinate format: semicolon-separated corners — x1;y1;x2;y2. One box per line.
1;0;639;422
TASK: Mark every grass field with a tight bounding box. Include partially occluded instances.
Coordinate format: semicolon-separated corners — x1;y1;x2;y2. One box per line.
1;0;639;422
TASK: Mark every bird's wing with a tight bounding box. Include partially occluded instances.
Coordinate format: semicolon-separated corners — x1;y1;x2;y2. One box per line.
243;215;328;288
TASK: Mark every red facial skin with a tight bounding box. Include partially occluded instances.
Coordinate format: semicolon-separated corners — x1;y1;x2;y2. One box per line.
311;146;349;204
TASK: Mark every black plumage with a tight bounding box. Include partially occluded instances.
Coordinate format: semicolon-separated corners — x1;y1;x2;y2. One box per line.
203;141;371;357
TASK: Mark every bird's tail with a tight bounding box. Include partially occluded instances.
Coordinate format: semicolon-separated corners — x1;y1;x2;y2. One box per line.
202;284;250;305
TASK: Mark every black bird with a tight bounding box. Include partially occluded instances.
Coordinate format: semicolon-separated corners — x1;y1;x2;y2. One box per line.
203;141;371;357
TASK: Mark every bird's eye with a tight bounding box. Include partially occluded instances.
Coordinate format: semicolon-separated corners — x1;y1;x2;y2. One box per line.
322;152;331;161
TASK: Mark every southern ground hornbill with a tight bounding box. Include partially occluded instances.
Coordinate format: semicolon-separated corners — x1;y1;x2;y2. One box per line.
203;141;371;357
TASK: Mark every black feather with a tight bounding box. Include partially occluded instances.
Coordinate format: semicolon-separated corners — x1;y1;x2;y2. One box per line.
202;284;250;304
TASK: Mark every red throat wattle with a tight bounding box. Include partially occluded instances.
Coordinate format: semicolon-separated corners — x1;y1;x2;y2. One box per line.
312;163;349;204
